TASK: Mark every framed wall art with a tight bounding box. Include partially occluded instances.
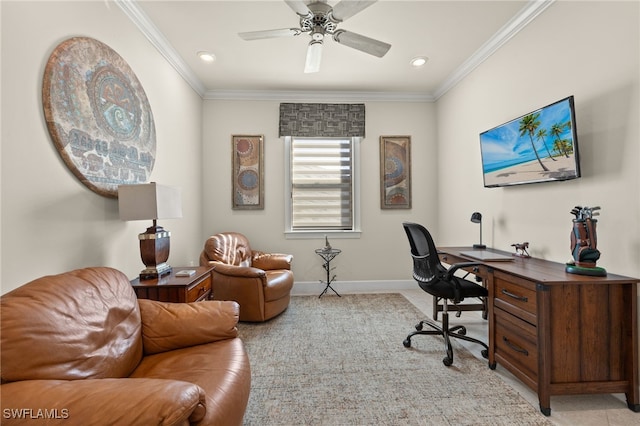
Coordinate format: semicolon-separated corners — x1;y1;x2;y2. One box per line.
42;37;156;198
380;136;411;209
232;135;264;209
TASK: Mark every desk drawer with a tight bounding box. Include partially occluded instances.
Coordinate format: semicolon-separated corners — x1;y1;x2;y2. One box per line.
495;308;538;382
494;272;537;318
187;275;212;302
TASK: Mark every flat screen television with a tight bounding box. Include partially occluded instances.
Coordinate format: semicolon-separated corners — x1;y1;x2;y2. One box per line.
479;96;581;188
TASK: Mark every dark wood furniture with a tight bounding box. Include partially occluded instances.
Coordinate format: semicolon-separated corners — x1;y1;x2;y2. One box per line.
130;266;214;303
438;247;639;416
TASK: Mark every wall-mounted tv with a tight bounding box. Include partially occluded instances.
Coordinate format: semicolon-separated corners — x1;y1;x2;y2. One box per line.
479;96;580;188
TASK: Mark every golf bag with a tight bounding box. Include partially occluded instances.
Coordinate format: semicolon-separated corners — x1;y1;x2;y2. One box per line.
570;217;600;268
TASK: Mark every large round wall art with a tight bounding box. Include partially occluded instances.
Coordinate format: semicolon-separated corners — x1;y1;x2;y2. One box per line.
42;37;156;198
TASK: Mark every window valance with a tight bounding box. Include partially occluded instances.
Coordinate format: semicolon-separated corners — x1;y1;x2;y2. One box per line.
279;103;365;137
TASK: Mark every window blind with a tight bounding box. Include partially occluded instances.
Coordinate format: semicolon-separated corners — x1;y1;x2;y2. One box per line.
291;138;353;230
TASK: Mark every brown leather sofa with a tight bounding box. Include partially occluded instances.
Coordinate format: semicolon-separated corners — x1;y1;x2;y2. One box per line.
0;267;251;425
200;232;294;322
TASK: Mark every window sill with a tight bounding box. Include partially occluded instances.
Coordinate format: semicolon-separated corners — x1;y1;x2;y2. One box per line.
285;230;362;240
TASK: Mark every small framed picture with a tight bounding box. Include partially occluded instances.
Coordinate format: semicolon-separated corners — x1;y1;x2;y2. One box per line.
232;135;264;210
380;136;411;209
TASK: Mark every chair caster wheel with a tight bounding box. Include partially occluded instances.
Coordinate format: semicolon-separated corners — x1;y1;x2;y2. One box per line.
457;328;467;336
443;357;453;367
415;322;423;331
481;349;488;359
403;339;411;348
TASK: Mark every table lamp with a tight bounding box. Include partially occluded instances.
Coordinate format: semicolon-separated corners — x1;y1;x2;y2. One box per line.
118;183;182;280
470;212;486;249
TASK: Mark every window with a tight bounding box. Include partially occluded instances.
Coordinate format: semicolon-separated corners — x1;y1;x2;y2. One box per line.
284;136;361;238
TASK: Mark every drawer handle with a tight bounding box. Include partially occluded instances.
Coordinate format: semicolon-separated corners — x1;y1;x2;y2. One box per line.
501;288;528;302
503;336;529;356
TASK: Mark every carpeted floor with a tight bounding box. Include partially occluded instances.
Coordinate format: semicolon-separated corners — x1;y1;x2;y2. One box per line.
238;294;552;425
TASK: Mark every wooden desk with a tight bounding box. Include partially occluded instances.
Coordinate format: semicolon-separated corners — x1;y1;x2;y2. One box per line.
130;266;214;303
438;247;639;416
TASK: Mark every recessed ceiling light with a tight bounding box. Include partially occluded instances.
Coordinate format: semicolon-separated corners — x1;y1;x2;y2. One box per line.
410;56;428;67
197;51;216;63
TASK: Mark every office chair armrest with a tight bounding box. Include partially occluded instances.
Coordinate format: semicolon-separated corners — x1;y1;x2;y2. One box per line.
445;262;483;281
443;262;482;304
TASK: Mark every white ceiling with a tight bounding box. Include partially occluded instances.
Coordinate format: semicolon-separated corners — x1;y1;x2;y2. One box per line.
117;0;553;100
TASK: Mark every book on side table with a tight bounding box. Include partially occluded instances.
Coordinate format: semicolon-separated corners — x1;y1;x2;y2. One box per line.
175;269;196;277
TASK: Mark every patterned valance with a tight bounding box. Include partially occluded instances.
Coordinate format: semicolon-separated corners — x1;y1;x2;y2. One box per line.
279;103;365;137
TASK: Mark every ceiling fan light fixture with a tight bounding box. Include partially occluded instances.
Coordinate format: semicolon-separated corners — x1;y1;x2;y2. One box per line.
197;51;216;63
410;56;428;67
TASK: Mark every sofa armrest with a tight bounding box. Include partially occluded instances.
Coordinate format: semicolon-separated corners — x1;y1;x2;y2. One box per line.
0;378;206;425
138;299;239;356
211;261;266;278
252;251;293;270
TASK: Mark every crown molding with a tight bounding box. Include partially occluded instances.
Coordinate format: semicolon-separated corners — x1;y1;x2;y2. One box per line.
203;90;435;102
117;0;554;102
433;0;555;100
114;0;206;97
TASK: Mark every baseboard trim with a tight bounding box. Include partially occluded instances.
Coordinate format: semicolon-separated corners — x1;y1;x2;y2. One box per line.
291;280;415;296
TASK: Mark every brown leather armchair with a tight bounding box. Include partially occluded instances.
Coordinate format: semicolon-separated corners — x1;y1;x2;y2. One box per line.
1;267;251;425
200;232;294;322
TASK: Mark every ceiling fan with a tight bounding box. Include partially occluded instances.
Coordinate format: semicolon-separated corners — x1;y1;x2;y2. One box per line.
238;0;391;73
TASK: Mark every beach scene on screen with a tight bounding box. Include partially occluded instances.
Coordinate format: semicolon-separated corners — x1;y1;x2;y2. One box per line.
480;98;579;187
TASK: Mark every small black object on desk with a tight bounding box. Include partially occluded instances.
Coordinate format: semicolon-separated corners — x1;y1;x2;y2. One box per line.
315;247;341;298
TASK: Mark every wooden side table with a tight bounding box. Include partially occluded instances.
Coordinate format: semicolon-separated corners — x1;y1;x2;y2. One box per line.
130;266;214;303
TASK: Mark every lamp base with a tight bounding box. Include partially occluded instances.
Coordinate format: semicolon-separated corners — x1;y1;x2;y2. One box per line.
138;224;172;280
473;244;486;249
140;262;172;280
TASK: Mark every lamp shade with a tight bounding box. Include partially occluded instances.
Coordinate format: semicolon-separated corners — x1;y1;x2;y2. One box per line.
118;183;182;221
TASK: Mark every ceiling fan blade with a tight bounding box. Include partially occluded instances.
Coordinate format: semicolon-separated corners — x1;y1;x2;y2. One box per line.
304;41;323;73
285;0;311;16
333;29;391;58
239;28;302;41
330;0;377;22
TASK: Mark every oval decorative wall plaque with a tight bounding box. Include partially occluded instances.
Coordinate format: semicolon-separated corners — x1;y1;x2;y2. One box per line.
42;37;156;198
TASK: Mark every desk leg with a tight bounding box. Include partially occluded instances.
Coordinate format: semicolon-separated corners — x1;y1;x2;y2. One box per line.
626;281;639;411
487;270;497;370
537;284;552;416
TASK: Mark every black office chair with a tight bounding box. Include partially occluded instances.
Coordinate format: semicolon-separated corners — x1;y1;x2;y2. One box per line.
402;222;489;366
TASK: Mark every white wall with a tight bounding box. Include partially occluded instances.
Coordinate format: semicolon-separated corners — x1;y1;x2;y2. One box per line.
1;1;203;293
202;99;436;286
2;1;638;296
436;0;640;279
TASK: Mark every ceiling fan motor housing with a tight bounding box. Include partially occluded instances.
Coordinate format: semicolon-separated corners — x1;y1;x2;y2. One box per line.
300;2;338;39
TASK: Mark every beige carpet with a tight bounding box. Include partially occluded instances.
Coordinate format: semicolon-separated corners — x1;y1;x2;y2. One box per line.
238;294;552;425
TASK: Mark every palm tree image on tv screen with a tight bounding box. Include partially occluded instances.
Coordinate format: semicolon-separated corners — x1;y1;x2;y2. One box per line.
479;96;580;188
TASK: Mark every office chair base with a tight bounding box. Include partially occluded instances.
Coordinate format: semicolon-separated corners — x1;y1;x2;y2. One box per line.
403;317;489;367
